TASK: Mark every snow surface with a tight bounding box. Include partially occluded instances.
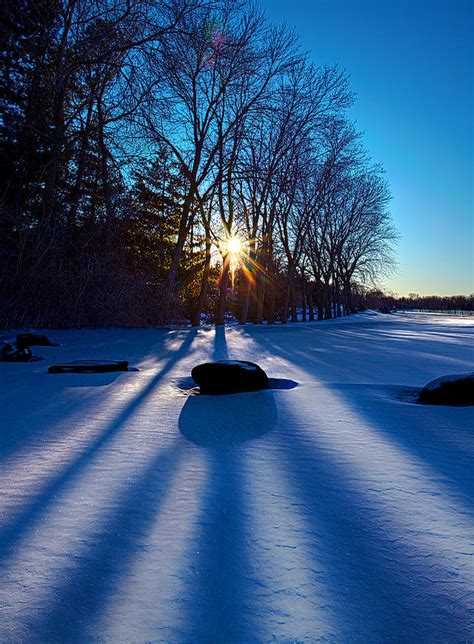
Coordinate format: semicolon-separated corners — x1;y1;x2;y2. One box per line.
0;312;473;642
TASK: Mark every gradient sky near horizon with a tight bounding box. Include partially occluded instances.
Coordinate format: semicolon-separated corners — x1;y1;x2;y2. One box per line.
258;0;473;296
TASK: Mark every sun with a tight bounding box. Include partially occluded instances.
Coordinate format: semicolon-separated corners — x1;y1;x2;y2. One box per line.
227;236;242;256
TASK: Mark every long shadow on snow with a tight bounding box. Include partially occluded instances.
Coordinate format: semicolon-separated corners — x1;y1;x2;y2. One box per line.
24;443;184;642
243;327;473;638
250;328;474;509
242;321;473;385
213;324;227;359
178;398;277;641
0;372;119;460
0;329;183;459
0;328;198;563
176;327;277;641
176;445;268;642
328;383;474;510
270;410;473;641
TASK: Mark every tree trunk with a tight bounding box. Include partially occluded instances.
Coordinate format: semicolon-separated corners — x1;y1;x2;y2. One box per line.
215;257;230;325
317;289;324;320
308;286;315;321
239;245;255;324
281;265;296;324
97;100;114;226
266;281;276;324
324;284;332;320
239;278;251;324
191;228;212;326
333;282;339;318
41;4;75;223
69;97;94;223
301;275;307;322
160;199;193;322
291;285;298;322
253;273;265;324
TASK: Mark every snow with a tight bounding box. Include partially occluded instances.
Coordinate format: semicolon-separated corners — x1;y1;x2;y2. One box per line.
213;360;258;370
0;312;473;642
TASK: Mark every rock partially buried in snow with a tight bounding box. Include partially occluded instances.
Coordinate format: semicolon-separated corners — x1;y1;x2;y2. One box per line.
191;360;269;394
16;333;58;347
418;372;474;406
48;359;129;374
1;342;33;362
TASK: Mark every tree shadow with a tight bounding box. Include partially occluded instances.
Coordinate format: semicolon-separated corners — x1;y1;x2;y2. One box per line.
24;443;184;642
179;390;277;447
178;448;265;642
326;383;474;507
246;326;474;504
270;406;474;640
0;329;185;459
0;328;198;563
213;325;229;361
238;321;473;639
175;324;278;640
241;319;473;385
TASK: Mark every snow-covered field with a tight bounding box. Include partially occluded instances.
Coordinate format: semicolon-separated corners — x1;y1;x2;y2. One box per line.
0;312;473;642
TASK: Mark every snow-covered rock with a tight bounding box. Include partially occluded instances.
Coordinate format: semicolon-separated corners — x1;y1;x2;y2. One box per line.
191;359;269;394
16;333;56;347
419;372;474;406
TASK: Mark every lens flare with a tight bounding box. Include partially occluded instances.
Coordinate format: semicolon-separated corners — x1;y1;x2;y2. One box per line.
227;236;242;255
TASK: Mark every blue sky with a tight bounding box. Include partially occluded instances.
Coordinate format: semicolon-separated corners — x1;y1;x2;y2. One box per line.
258;0;473;296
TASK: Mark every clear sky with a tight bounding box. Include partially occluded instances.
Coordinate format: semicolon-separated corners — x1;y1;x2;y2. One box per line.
258;0;473;296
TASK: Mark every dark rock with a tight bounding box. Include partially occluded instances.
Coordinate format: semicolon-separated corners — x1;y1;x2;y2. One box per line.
418;373;474;406
1;342;33;362
191;360;269;394
48;359;129;374
16;333;56;347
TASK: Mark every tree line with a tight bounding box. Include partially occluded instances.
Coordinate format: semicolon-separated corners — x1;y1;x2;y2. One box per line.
0;0;397;328
363;291;474;314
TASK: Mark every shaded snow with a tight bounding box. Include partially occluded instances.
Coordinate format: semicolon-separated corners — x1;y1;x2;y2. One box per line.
0;313;473;642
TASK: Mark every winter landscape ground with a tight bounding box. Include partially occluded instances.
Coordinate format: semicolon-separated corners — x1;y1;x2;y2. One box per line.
0;312;473;642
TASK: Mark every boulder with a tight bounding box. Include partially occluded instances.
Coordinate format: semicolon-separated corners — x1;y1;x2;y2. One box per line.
191;360;269;394
16;333;56;347
418;372;474;406
1;342;33;362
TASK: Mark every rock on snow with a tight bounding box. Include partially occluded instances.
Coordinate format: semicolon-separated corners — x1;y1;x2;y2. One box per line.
419;372;474;406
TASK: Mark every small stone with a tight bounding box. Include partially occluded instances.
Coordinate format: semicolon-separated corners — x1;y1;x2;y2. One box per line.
418;373;474;406
191;360;269;394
